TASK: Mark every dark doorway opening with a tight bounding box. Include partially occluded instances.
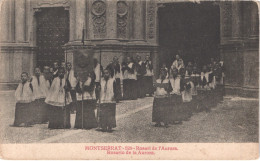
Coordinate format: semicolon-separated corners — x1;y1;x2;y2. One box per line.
36;7;69;69
158;2;220;68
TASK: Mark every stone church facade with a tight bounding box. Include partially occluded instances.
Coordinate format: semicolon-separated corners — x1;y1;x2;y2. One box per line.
0;0;258;97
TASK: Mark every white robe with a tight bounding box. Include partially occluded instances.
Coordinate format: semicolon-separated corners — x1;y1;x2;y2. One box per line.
45;77;72;107
182;81;193;102
94;64;102;83
154;79;169;98
66;69;78;90
15;82;35;103
100;78;115;103
31;75;49;99
123;62;137;80
76;77;96;101
171;59;184;71
144;61;153;76
170;76;181;95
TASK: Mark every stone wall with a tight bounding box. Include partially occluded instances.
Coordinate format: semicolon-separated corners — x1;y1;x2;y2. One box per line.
0;0;258;97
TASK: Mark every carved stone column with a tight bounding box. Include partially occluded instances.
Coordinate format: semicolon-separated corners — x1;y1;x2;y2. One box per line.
75;0;86;41
133;0;145;41
15;0;26;42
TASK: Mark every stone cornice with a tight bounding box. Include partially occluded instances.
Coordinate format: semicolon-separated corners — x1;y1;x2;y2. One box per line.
64;40;159;51
0;44;36;52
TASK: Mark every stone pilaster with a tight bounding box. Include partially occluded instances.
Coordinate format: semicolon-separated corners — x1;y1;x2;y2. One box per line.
231;2;242;39
75;0;86;41
146;0;157;44
15;0;26;42
249;2;258;37
0;0;9;42
133;0;145;41
106;0;117;39
219;2;232;43
69;0;76;41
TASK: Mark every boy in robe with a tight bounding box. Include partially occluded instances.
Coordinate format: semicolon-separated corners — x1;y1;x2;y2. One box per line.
61;62;66;69
185;62;193;76
198;65;211;112
31;67;49;123
169;67;182;124
106;56;123;102
152;69;172;128
180;69;193;120
98;69;117;132
169;67;181;95
214;60;224;103
52;62;59;80
45;68;72;129
74;71;97;129
135;55;146;98
66;62;78;113
93;59;103;102
161;63;169;78
43;66;52;90
199;65;210;89
191;65;200;112
122;56;137;100
143;55;154;96
13;72;35;127
208;63;217;107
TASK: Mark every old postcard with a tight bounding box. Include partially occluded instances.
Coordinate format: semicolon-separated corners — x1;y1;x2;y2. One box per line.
0;0;259;160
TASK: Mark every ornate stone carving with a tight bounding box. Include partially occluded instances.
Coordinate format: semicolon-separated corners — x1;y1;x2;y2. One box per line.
117;1;128;39
147;1;155;39
91;0;106;38
220;2;232;37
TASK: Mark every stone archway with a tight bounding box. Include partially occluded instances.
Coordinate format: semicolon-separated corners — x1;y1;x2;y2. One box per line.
157;1;220;68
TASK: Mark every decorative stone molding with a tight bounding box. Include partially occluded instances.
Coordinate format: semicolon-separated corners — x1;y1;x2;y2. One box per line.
147;1;156;39
220;2;232;38
35;0;69;8
91;0;106;38
117;1;128;39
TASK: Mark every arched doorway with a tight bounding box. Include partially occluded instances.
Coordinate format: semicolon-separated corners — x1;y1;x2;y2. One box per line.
158;2;220;68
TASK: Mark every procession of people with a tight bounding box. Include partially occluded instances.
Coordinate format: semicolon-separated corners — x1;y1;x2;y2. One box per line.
13;53;224;131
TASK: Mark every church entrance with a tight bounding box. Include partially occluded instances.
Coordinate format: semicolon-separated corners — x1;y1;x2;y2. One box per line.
35;7;69;69
158;2;220;69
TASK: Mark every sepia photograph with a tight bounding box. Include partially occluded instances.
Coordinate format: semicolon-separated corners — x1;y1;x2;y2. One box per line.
0;0;259;159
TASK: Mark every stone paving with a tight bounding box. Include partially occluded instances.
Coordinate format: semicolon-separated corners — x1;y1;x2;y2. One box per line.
0;91;258;143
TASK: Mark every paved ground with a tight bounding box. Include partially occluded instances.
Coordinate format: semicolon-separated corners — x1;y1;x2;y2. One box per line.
0;91;258;143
